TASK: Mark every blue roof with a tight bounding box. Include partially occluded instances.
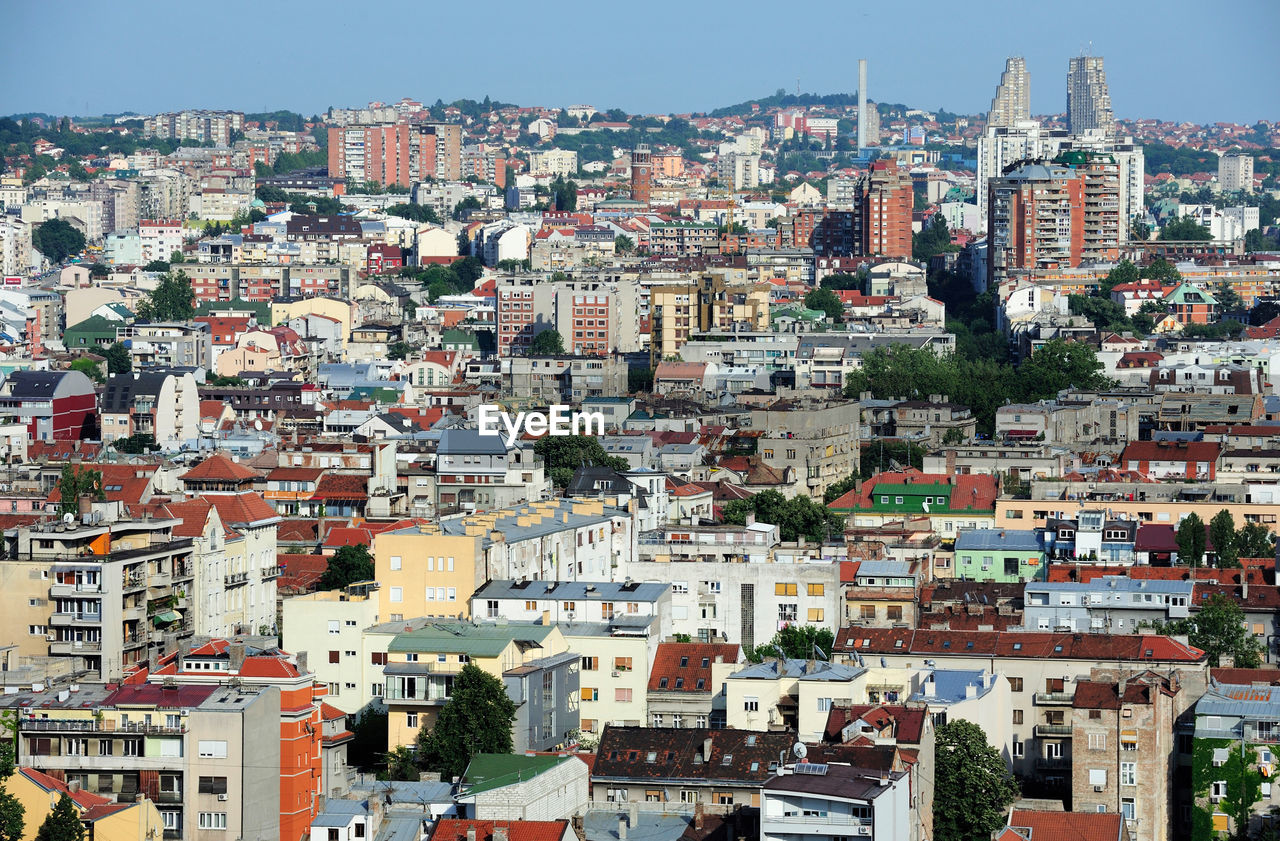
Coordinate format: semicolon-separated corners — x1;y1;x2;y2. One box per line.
729;659;865;682
1196;683;1280;719
910;669;994;705
954;529;1043;552
438;428;509;456
1027;577;1193;596
855;560;915;579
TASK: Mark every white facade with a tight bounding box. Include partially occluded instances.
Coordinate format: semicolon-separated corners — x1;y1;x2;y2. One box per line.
1219;153;1255;192
282;590;382;714
139;220;185;264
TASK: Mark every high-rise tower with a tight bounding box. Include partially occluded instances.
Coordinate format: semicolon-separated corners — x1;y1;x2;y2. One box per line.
1067;55;1114;134
856;59;868;151
987;57;1030;127
630;145;652;206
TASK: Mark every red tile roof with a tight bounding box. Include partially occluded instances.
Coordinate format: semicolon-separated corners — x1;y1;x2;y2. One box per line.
1120;439;1222;464
1006;809;1124;841
19;767;113;810
278;553;327;592
430;820;570;841
161;499;215;539
238;656;302;679
181;453;263;483
314;473;368;500
834;628;1205;663
647;643;742;692
27;441;103;462
205;492;280;527
825;704;928;745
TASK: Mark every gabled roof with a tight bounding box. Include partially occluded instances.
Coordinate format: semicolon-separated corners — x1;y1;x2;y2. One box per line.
1006;809;1125;841
181;453;263;483
647;643;742;692
430;820;569;841
592;726;793;783
205;492;280;528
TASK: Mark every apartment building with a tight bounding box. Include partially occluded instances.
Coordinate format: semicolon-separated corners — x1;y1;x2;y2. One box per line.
144;110;245;145
747;401;860;499
528;149;579;178
861;160;913;259
1193;682;1280;837
115;321;212;370
139;219;185;265
724;658;869;742
761;763;911;841
1070;674;1178;841
372;522;486;622
649;274;770;362
434;429;551;515
100;370;201;450
382;621;578;753
1219;152;1254;193
281;584;382;714
646;642;743;730
988;161;1084;284
0;509;196;679
504;356;630;402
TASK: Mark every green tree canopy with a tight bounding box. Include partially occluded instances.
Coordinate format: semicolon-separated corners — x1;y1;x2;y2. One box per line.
912;214;958;262
819;272;862;292
0;740;24;841
68;358;102;384
103;343;131;375
415;663;517;780
317;544;375;590
746;625;835;663
33;794;82;841
1152;593;1263;668
57;465;103;516
534;435;629;487
136;271;195;322
1237;522;1276;559
530;329;566;356
823;473;859;504
1140;258;1182;284
1160;215;1213;241
1209;509;1239;568
386;203;441;224
721;489;843;543
32;219;86;263
1176;513;1207;568
614;235;634;255
112;433;158;455
387;342;416;361
804;287;844;320
933;720;1019;841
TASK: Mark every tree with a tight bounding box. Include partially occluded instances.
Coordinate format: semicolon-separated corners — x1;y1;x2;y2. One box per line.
0;741;24;841
32;219;86;263
57;465;103;516
33;794;82;841
208;375;246;387
142;260;169;273
529;329;565;356
614;235;634;255
1176;513;1207;568
1160;216;1212;241
88;263;109;278
387;342;415;361
68;357;102;384
912;214;958;262
317;544;375;590
382;746;420;782
1016;339;1110;401
416;663;517;780
1237;522;1275;559
347;708;388;773
386;203;441;224
820;272;862;292
534;435;629;487
103;343;131;375
746;625;835;663
1131;220;1152;241
135;271;195;322
1209;509;1240;568
1099;258;1140;297
933;720;1019;841
823;473;859;504
1214;282;1243;313
1140;258;1182;284
112;433;158;455
721;490;843;543
1153;594;1263;668
627;367;654;394
804;287;844;320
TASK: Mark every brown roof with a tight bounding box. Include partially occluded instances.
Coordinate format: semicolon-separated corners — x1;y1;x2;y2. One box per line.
314;473;368;500
824;705;928;745
592;727;792;783
647;643;742;692
834;628;1204;663
1072;676;1177;709
1006;809;1125;841
205;492;280;527
431;821;569;841
180;453;263;483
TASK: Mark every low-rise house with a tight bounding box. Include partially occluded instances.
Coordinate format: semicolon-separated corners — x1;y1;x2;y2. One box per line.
952;529;1046;582
724;658;869;742
646;642;743;730
455;753;589;821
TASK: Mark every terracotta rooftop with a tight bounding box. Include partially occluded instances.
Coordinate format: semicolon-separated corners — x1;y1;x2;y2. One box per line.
180;453;263;483
647;643;741;692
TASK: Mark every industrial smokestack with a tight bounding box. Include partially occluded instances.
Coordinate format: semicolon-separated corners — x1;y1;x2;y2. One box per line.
857;59;868;151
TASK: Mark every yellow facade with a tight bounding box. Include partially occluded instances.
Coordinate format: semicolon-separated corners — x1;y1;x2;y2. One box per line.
12;769;164;841
270;297;355;342
996;498;1280;535
373;526;486;622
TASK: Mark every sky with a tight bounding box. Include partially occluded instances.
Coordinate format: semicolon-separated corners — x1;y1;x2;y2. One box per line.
4;0;1278;125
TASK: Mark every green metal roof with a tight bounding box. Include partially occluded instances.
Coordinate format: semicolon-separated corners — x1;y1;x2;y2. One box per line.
387;621;556;656
462;753;573;795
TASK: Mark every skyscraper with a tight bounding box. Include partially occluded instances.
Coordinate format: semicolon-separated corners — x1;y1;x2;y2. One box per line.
857;59;868;150
1067;55;1115;134
987;57;1030;127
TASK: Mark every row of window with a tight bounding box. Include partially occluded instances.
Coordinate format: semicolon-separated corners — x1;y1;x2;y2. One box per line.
386;587;456;603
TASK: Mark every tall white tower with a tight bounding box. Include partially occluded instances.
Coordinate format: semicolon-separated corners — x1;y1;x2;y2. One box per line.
857;59;868;151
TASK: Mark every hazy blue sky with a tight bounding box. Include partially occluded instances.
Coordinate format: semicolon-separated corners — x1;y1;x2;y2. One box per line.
5;0;1277;124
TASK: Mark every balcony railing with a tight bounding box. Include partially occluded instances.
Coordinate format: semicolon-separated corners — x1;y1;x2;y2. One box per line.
1034;691;1074;705
49;612;102;626
8;539;196;566
20;719;185;735
224;572;249;587
1035;724;1073;737
260;565;281;580
766;814;873;827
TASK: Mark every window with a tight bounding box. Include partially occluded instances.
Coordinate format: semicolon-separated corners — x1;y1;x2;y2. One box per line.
1088;732;1106;751
581;687;598;701
1089;769;1107;787
1009;677;1024;692
1121;798;1135;821
389;587;402;603
198;813;227;830
775;583;797;596
613;657;633;672
122;739;140;757
860;605;876;620
1012;741;1024;758
886;605;902;622
807;583;824;596
1120;762;1136;786
778;604;797;622
817;697;833;712
672;582;688;595
581;656;598;671
406;712;418;728
198;740;227;758
198;777;228;795
327;620;340;635
652;713;663;727
744;696;759;712
1013;710;1023;725
807;608;825;622
1212;781;1228;800
371;652;387;665
615;688;633;703
329;650;340;664
680;790;698;804
389;555;402;571
162;812;179;830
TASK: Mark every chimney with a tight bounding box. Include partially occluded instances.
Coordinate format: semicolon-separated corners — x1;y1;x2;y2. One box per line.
78;494;92;520
67;779;80;793
229;642;247;672
629;802;639;830
296;651;308;674
694;802;704;831
618;818;627;841
494;828;508;841
467;827;477;841
703;737;714;763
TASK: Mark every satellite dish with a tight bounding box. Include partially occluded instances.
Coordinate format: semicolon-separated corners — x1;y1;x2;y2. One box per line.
793;742;807;759
922;500;930;513
62;512;76;524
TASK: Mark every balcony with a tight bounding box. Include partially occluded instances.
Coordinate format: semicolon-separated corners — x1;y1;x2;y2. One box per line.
1035;724;1073;737
49;640;102;655
49;612;102;627
12;539;196;567
765;814;873;828
260;565;281;580
155;791;183;804
224;572;249;587
49;582;102;598
1035;756;1070;770
20;719;185;736
1034;691;1074;705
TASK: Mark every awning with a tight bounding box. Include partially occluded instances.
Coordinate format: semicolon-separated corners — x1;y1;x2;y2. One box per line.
1005;430;1038;438
152;610;181;625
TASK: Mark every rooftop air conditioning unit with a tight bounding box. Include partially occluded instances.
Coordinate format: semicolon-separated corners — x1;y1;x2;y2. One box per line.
217;794;228;801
